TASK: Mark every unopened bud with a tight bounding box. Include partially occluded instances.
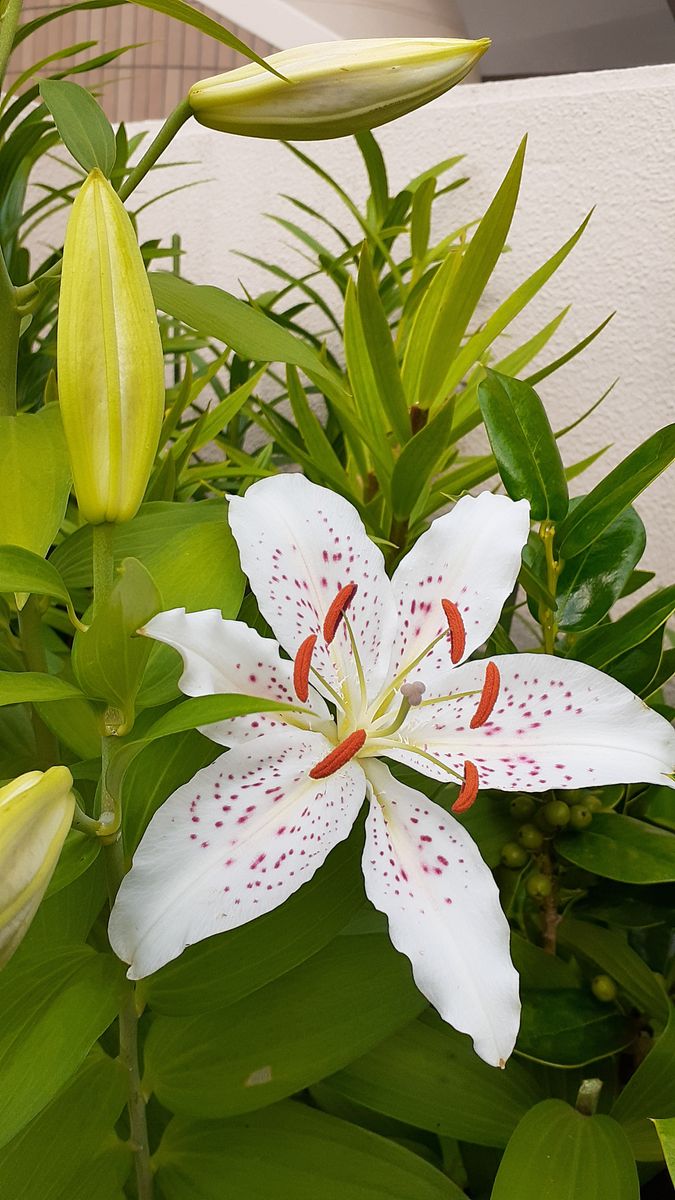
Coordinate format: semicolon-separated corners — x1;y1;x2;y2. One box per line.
188;37;490;141
0;767;75;967
57;170;165;524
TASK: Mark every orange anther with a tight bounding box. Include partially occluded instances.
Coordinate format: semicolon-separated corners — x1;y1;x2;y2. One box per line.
293;634;317;702
309;729;366;779
452;760;480;813
323;582;358;644
470;661;500;729
441;599;466;664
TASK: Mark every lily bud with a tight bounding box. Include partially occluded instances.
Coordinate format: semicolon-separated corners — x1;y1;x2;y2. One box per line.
0;767;75;967
188;37;490;141
57;170;165;524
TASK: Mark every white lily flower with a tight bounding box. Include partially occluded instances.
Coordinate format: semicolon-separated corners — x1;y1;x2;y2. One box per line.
109;476;675;1067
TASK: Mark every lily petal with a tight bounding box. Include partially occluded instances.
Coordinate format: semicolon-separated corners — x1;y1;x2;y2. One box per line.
386;653;675;792
386;495;530;695
143;608;327;745
362;760;519;1067
228;476;396;705
109;727;366;978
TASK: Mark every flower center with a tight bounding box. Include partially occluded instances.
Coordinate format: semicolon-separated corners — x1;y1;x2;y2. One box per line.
309;729;367;779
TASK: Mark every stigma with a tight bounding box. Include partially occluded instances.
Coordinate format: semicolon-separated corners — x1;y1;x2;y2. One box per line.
309;729;366;779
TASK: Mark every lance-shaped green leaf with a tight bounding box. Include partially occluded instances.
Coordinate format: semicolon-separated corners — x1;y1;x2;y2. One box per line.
39;79;116;175
557;813;675;884
286;366;353;495
558;916;669;1024
568;585;675;668
478;369;568;521
391;401;455;520
612;1009;675;1160
556;505;646;631
0;946;124;1149
355;248;410;445
0;408;70;560
156;1101;466;1200
144;934;425;1118
402;138;527;410
557;424;675;558
325;1012;543;1148
491;1100;639;1200
72;557;160;731
0;672;84;705
653;1118;675;1186
0;545;83;629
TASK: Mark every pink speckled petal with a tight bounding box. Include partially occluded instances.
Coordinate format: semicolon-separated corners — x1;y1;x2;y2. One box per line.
362;760;519;1067
143;608;328;746
386;653;675;792
227;475;396;705
386;494;530;696
109;727;366;978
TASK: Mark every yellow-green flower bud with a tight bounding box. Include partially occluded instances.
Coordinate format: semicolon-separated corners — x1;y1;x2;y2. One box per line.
0;767;75;967
57;170;165;524
188;37;490;141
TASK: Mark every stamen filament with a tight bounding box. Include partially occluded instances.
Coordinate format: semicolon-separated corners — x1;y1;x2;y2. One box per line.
343;611;368;713
375;696;411;738
361;737;463;784
309;666;345;712
309;729;366;779
419;688;481;707
470;662;500;729
371;630;447;720
452;760;480;813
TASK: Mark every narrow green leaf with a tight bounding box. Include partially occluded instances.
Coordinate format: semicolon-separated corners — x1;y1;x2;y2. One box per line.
143;693;298;741
391;401;455;520
478;369;568;520
568;585;675;668
558;424;675;558
356;248;410;445
286;366;353;493
129;0;281;72
156;1101;465;1200
0;671;83;705
0;545;82;629
39;80;116;175
326;1012;542;1147
557;813;675;884
653;1117;675;1185
612;1008;675;1126
355;131;388;223
491;1100;639;1200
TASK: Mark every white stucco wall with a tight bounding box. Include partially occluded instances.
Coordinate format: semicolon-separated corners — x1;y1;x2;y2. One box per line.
33;63;675;582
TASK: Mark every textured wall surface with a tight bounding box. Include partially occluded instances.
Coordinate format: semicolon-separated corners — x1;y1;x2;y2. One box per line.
32;63;675;580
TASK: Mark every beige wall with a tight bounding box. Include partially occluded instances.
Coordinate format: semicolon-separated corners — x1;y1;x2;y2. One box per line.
31;62;675;581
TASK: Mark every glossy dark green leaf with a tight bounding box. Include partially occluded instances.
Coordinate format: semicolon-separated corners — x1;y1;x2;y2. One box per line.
156;1101;465;1200
144;934;425;1117
557;424;675;558
143;825;365;1015
491;1100;639;1199
151;272;342;394
556;505;646;631
517;989;631;1066
557;813;675;884
558;917;669;1022
72;557;160;729
325;1012;543;1147
391;401;455;520
568;586;675;668
39;80;116;175
0;1052;130;1200
608;626;665;695
0;947;124;1148
478;370;568;520
636;784;675;833
510;932;579;991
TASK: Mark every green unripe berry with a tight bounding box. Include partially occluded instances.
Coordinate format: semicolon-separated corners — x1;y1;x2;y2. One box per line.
592;974;618;1002
518;823;544;851
584;795;603;812
500;842;529;869
526;873;552;900
569;805;593;830
509;795;536;821
543;800;571;830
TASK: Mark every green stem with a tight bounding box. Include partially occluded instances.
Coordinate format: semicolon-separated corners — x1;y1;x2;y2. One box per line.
0;0;22;94
539;520;561;656
94;523;154;1200
18;596;59;768
0;250;20;415
118;100;192;203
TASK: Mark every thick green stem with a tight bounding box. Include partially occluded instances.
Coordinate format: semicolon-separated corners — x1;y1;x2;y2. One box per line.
539;521;561;656
94;523;154;1200
0;250;20;415
0;0;22;93
18;596;59;768
118;100;192;202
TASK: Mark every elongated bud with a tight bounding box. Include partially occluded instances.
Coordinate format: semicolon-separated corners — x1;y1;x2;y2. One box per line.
0;767;75;967
188;37;490;141
57;170;165;524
